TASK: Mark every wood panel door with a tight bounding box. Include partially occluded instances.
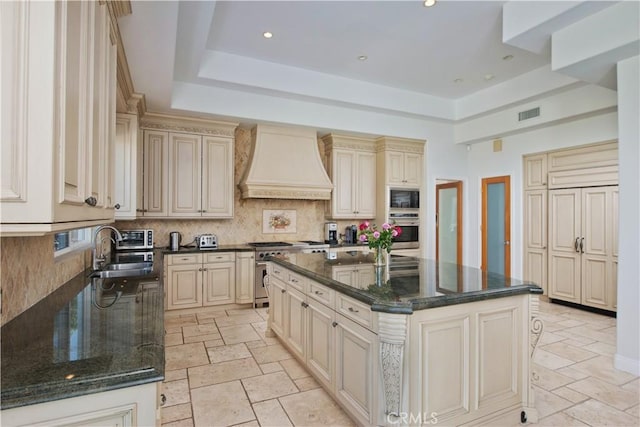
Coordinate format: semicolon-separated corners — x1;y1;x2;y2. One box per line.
169;133;201;217
143;131;169;217
548;189;581;303
523;189;547;292
269;278;286;337
203;262;235;306
306;299;335;389
202;136;233;217
167;264;202;310
284;286;307;361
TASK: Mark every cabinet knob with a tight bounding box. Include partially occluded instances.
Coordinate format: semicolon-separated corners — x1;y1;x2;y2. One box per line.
114;203;121;209
84;196;97;206
332;321;338;328
314;290;323;295
160;394;167;406
348;307;359;313
281;289;286;293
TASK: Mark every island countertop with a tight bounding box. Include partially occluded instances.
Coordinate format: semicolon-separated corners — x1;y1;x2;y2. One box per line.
268;251;542;314
0;263;164;410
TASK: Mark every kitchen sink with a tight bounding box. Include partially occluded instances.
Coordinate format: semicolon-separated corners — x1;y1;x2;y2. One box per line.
90;262;153;279
102;262;153;271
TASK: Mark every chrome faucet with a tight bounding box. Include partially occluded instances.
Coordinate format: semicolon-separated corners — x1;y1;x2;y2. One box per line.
92;225;123;270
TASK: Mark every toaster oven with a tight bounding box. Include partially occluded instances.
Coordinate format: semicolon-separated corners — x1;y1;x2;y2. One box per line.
115;229;154;250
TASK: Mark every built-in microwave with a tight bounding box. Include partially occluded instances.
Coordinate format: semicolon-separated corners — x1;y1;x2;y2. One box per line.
115;229;154;251
389;188;420;211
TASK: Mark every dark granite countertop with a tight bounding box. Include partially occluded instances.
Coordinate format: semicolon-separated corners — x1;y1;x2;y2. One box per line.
161;244;254;255
1;258;165;409
268;252;542;314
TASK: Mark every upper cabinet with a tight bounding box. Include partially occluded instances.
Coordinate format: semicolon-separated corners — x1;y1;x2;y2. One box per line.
323;134;377;219
1;1;119;235
523;154;548;190
139;113;238;219
114;113;140;220
375;137;425;188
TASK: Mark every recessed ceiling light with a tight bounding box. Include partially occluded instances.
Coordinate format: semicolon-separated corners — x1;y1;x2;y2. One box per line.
424;0;436;7
484;74;495;81
502;54;514;61
358;55;368;61
454;78;463;84
263;31;273;39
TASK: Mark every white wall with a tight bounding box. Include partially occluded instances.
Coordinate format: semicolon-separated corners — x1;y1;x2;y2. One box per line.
615;55;640;376
464;111;618;278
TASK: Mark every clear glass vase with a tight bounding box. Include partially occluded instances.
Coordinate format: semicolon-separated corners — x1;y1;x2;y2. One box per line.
374;247;386;267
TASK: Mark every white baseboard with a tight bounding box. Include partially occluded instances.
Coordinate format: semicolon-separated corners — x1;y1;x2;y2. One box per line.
614;353;640;376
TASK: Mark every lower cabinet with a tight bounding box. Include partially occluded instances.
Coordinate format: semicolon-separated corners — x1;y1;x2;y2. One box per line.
268;263;377;426
165;252;236;310
235;251;255;304
331;264;375;289
0;382;159;427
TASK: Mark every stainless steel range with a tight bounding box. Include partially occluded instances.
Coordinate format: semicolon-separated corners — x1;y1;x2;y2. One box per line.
249;241;329;307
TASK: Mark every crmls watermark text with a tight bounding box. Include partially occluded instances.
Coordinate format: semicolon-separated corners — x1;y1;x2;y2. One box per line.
387;412;438;425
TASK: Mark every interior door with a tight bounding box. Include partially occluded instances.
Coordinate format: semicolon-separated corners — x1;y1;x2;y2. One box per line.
436;181;463;265
548;189;581;303
481;176;510;277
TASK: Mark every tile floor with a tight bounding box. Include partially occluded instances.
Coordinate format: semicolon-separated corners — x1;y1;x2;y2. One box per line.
161;300;639;427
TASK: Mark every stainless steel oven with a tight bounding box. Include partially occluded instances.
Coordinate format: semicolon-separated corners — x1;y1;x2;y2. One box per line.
389;213;420;249
114;251;154;264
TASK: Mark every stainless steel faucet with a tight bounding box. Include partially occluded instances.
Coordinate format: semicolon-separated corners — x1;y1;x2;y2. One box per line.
92;225;123;270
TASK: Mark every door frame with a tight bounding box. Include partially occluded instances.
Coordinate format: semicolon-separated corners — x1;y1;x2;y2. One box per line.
436;180;463;265
481;175;511;277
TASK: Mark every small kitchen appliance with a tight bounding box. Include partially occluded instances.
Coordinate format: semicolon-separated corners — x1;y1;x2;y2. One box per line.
169;231;181;251
116;229;154;250
324;222;338;244
345;225;358;244
197;234;218;250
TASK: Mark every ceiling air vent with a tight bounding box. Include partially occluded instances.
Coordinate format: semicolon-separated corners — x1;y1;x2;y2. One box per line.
518;107;540;121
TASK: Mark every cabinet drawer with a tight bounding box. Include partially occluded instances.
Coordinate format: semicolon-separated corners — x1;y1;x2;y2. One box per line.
205;252;235;263
287;272;307;293
308;281;335;308
270;264;287;282
336;294;373;329
167;254;202;265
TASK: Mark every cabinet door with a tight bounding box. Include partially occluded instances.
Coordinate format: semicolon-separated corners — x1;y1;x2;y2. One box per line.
386;151;405;186
167;264;202;310
355;151;376;217
403;153;422;186
284;286;307;361
169;133;201;217
548;189;581;303
523;190;547;293
332;150;356;217
235;252;255;304
203;262;235;306
332;267;355;287
524;154;548;190
335;314;376;426
202;137;233;217
114;114;138;219
269;278;286;337
307;299;335;389
143;131;169;217
581;187;615;310
355;265;375;290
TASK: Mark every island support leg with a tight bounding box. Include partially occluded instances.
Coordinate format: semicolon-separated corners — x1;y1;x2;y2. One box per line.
524;294;543;424
378;313;408;423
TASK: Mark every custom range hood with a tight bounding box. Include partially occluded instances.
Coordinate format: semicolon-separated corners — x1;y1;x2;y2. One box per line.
239;124;333;200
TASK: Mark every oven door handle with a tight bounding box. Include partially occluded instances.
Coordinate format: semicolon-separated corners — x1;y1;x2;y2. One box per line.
256;262;268;267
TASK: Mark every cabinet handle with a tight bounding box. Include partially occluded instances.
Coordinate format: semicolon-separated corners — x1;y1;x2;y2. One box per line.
301;302;309;308
160;394;167;406
203;268;207;271
216;256;223;259
182;258;189;261
281;289;286;293
202;210;207;213
580;237;584;254
198;268;202;271
274;269;281;274
574;237;580;253
84;196;97;206
314;290;324;295
332;321;338;328
348;307;359;313
291;278;298;283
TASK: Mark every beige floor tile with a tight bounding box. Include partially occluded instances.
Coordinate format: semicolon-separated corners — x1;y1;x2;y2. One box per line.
252;399;293;427
249;342;293;364
294;376;321;392
182;323;220;338
163;379;191;407
280;357;311;380
279;388;356;427
553;331;597;346
570;355;638;386
540;341;599;363
196;310;228;321
165;342;210;371
260;362;284;374
165;315;198;328
164;368;188;382
215;312;264;327
188;357;262;388
625;404;639;418
161;402;192;424
246;339;268;349
565;399;640;426
184;332;222;344
561;325;617;345
165;326;183;334
226;308;257;316
204;338;225;348
207;343;252;364
532;364;575;391
556;366;590;381
539;331;568;346
191;381;255;426
530;411;588;426
162;419;194;427
232;421;260;427
551;386;589;404
622;377;639;392
256;308;269;320
533;349;575;370
165;332;184;347
241;371;299;403
219;323;261;344
567;377;640;411
582;341;617;356
533;386;574;418
556;319;584;328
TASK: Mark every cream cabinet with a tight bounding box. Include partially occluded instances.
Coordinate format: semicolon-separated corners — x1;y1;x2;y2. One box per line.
386;151;422;187
165;252;236;310
524;154;548;190
1;1;118;234
269;277;287;337
140;113;237;219
523;190;547;293
322;134;377;219
114;113;141;220
548;186;618;311
331;264;375;290
306;298;335;389
235;252;256;304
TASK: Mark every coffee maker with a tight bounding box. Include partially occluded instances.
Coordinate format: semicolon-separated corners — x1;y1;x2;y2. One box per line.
324;222;338;244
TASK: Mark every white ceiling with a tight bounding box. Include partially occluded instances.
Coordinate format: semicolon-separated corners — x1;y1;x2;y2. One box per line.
118;0;618;128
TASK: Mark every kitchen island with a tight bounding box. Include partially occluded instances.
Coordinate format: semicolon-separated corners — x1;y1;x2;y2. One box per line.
0;260;164;426
266;251;543;427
